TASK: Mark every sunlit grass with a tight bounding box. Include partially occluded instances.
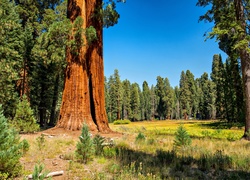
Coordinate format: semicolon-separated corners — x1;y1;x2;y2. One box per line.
110;120;244;140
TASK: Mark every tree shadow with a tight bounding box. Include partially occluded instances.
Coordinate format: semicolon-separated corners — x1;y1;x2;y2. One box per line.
114;145;250;179
197;121;244;129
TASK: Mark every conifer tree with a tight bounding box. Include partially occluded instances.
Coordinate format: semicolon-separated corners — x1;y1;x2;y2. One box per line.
122;79;131;120
0;105;23;177
156;76;166;119
130;83;141;121
211;54;226;119
0;0;24;118
13;95;39;133
142;81;151;120
75;123;94;164
197;0;250;139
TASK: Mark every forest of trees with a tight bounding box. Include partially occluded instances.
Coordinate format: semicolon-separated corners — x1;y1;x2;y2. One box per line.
0;0;249;133
105;54;244;123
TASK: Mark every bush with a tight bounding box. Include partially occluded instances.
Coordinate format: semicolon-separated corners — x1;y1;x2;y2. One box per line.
12;95;39;133
75;123;94;164
113;119;131;125
135;132;146;142
0;104;23;177
21;139;30;154
93;134;105;156
30;163;51;180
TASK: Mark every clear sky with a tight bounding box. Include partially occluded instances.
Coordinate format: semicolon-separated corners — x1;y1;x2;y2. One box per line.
103;0;227;88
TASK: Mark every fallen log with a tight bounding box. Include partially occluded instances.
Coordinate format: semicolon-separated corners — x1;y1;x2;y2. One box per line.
27;170;64;179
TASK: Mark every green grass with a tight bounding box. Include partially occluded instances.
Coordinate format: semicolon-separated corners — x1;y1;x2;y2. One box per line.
110;120;244;140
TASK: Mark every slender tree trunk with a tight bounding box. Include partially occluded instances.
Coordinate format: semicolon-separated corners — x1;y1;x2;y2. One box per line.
234;0;250;139
56;0;110;132
49;73;60;126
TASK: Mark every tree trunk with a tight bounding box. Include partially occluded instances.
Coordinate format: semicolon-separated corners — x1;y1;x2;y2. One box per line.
49;73;60;126
234;0;250;139
56;0;111;132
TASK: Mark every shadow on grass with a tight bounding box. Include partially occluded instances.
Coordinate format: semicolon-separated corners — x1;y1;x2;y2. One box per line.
114;145;250;179
196;121;244;129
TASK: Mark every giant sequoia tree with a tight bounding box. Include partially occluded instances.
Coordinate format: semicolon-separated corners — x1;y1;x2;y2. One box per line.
56;0;123;132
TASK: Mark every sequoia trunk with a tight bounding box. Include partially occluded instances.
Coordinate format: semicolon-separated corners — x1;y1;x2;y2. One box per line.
56;0;111;132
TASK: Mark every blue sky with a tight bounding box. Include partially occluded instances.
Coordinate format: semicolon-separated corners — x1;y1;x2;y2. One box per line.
103;0;227;87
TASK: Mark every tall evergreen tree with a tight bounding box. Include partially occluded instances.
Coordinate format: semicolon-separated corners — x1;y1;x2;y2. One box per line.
150;85;157;120
197;0;250;139
211;54;226;119
30;1;70;126
0;0;24;118
142;81;151;120
122;79;131;120
56;0;125;132
155;76;166;119
179;71;191;119
130;83;140;121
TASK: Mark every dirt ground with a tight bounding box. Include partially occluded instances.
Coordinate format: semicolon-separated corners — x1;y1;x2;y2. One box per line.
19;127;123;180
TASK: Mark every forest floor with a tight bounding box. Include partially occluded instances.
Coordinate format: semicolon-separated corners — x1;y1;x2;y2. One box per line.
19;127;124;180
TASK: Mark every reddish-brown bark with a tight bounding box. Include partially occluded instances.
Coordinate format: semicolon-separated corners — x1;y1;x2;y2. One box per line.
56;0;111;132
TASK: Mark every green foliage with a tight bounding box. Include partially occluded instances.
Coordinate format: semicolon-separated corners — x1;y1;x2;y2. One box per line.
135;132;146;142
0;105;22;177
113;119;131;125
30;163;51;180
36;134;46;151
75;123;94;164
21;139;30;154
0;0;24;118
13;95;39;133
173;125;192;151
93;134;105;156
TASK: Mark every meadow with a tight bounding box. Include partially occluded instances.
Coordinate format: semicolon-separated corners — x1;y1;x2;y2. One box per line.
18;120;250;179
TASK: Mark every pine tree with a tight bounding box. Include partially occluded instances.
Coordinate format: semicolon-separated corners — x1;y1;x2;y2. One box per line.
122;79;131;120
155;76;166;120
13;95;39;133
75;123;94;164
0;105;23;177
130;83;141;121
173;124;192;152
142;81;151;120
211;54;225;119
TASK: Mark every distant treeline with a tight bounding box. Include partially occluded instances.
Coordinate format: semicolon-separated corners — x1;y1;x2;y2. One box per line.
105;54;244;123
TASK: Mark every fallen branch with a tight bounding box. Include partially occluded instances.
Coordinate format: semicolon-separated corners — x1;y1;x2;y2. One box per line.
27;170;64;179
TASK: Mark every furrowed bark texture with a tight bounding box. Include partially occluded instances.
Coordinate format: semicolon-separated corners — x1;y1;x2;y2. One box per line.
56;0;111;132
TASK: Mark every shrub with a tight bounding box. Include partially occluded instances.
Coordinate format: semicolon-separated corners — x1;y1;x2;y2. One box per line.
12;95;39;133
113;119;131;125
36;134;46;151
30;163;51;180
93;134;105;156
135;132;146;142
21;139;30;154
75;123;94;163
173;125;192;151
0;105;23;177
